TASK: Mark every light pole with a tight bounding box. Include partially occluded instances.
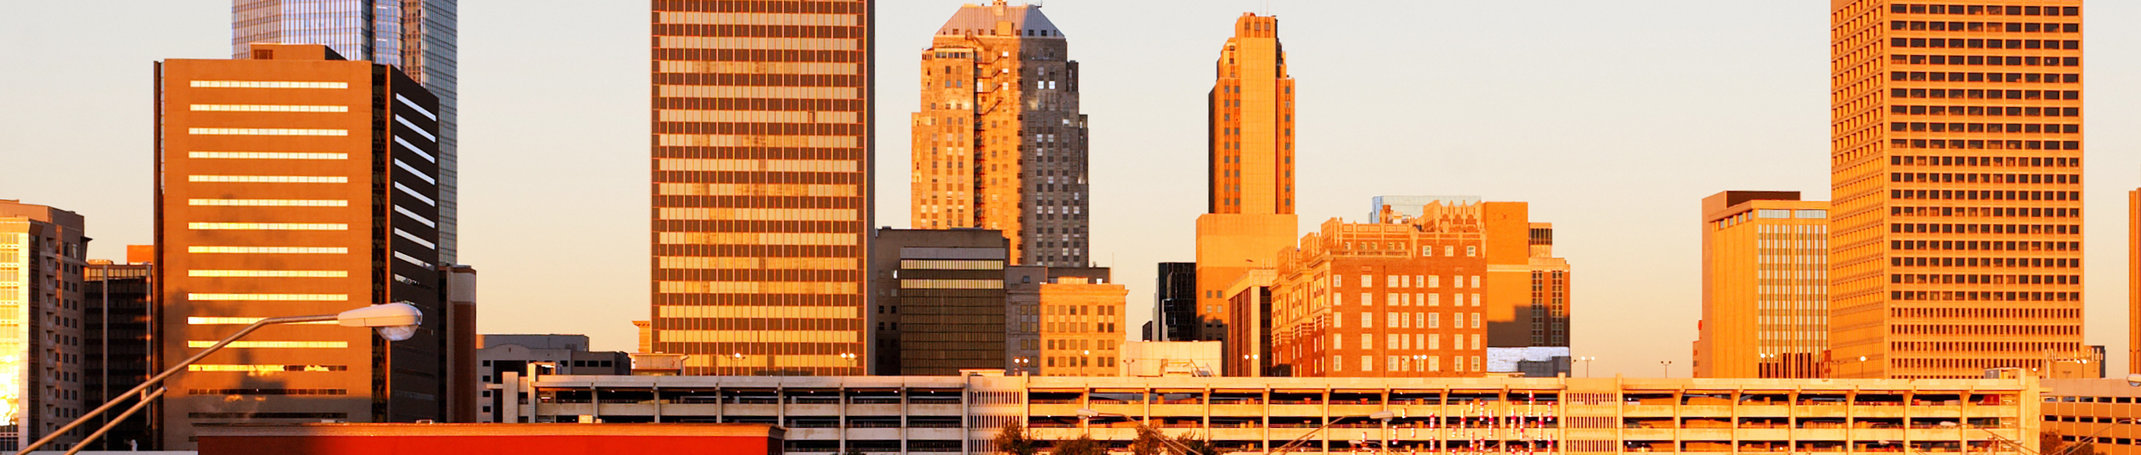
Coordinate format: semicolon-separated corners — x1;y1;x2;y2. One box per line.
1857;355;1868;378
1660;360;1672;378
1270;411;1396;454
839;352;857;370
1577;356;1596;378
16;303;423;455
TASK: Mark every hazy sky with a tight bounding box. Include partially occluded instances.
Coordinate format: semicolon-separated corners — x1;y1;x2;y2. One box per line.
5;1;2139;377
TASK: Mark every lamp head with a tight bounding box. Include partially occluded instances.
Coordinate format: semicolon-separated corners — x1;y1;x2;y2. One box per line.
2126;373;2141;387
336;303;422;341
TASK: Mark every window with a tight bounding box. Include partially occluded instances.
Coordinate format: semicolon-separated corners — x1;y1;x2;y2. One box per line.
1361;312;1373;328
1429;276;1440;287
1472;276;1482;287
1361;334;1373;349
1429;313;1440;328
1333;356;1344;372
1361;356;1375;372
1473;313;1483;328
1454;276;1465;289
1360;275;1372;287
1466;246;1478;256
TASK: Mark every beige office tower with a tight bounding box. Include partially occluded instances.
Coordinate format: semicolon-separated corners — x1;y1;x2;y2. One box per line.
649;0;873;376
1695;192;1829;378
1194;13;1298;342
0;201;87;451
157;43;447;447
912;1;1088;267
1830;0;2084;378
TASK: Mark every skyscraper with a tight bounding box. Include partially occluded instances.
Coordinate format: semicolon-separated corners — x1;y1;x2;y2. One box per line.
0;201;87;451
232;0;460;264
1194;13;1298;343
649;0;874;376
1695;191;1828;379
912;1;1089;267
156;43;446;447
1829;0;2084;378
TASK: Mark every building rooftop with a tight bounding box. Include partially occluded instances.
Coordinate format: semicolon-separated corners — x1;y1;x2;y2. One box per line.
937;1;1063;38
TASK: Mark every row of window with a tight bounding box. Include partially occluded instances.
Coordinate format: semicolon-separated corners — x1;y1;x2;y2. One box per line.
1891;121;2077;134
1892;206;2072;220
1890;222;2079;235
1889;189;2078;201
1890;273;2079;286
1891;71;2077;85
1889;291;2080;304
1893;306;2076;318
1891;240;2077;252
1893;54;2077;68
1890;20;2078;33
1889;4;2078;17
1890;256;2076;270
1888;139;2078;152
1891;37;2078;50
1889;88;2077;101
1890;172;2078;185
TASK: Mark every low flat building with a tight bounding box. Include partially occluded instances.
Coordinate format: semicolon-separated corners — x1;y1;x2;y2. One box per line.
476;335;628;422
197;423;780;455
498;373;2040;455
2044;378;2141;455
1118;341;1220;377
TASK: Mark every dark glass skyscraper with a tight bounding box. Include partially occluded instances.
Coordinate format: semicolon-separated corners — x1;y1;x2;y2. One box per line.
233;0;460;264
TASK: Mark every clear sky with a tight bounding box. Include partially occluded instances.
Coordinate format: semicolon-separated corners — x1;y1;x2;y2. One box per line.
5;1;2138;377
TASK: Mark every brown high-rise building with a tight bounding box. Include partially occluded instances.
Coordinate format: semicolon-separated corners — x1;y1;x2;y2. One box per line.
156;43;446;448
0;201;88;451
649;0;873;376
1829;0;2085;378
1194;13;1298;342
2131;189;2139;375
1694;191;1829;379
912;2;1089;267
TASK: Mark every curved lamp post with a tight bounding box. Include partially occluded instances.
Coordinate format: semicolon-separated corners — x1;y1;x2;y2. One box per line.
17;303;423;455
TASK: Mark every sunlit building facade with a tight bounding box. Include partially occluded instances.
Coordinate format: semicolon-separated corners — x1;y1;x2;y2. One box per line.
1194;13;1299;344
649;0;874;376
232;0;460;264
0;201;87;451
1829;0;2086;378
1696;191;1829;379
156;43;446;448
912;1;1089;267
1272;215;1490;378
1373;197;1573;375
1008;268;1122;377
501;374;2043;455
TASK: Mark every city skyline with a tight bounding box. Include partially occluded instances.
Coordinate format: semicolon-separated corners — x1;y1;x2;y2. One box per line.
6;1;2141;379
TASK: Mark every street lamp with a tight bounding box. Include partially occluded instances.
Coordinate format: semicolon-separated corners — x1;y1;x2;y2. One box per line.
17;303;423;454
1077;408;1222;455
1577;356;1596;378
1269;410;1396;454
1660;360;1673;378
